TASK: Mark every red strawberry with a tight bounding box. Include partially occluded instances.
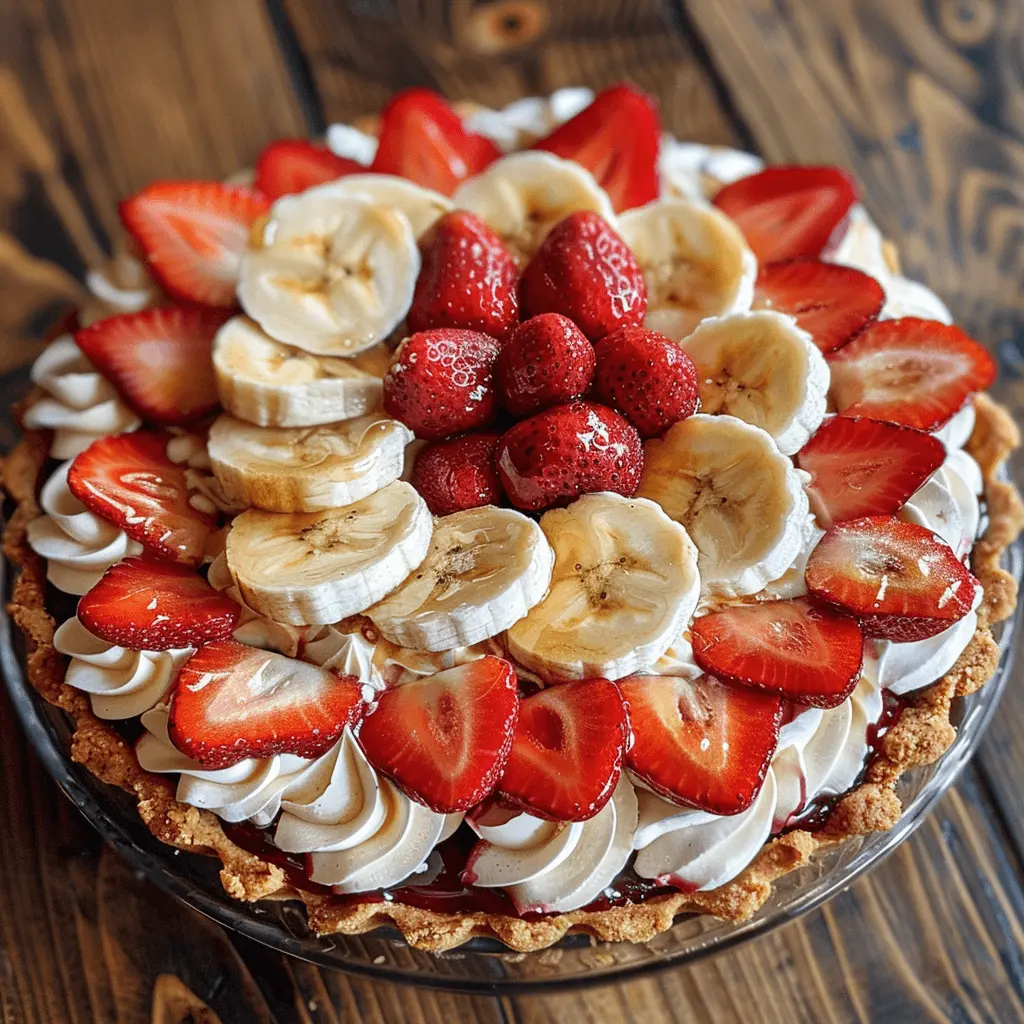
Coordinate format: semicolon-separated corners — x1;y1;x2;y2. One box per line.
67;432;214;567
592;325;699;438
410;431;503;516
619;675;782;815
253;138;362;200
382;329;502;440
712;166;858;263
754;259;884;353
805;516;980;641
167;639;364;768
74;307;230;426
407;211;519;338
357;657;520;813
496;400;643;512
690;598;863;709
370;89;500;196
520;212;646;341
828;318;997;431
78;556;240;651
532;83;660;212
119;181;270;307
797;416;946;526
497;678;628;821
495;313;595;417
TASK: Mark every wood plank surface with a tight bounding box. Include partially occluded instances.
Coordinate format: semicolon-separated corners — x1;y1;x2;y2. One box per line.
0;2;1022;1022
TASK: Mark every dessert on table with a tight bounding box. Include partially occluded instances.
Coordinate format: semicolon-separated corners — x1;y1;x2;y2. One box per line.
4;83;1022;952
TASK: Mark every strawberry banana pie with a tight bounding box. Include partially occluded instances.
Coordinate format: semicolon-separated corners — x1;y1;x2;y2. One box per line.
4;84;1022;952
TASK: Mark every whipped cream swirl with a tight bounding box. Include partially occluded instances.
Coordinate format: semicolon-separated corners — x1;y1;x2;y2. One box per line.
166;432;245;517
463;87;594;152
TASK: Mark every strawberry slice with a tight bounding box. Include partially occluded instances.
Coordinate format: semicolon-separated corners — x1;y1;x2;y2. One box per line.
797;416;946;525
67;432;214;567
168;639;364;768
497;678;628;821
805;515;980;641
712;166;858;263
754;259;884;353
74;307;230;426
690;598;863;709
253;139;362;200
370;89;500;196
620;675;782;815
78;556;240;651
532;83;660;212
119;181;270;307
357;657;519;813
828;318;997;431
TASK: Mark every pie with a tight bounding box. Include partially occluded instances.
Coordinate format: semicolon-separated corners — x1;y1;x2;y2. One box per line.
4;83;1023;954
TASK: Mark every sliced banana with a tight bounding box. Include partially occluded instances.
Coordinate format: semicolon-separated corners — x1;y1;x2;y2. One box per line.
225;481;432;625
321;173;452;238
637;414;809;598
238;188;419;357
505;492;700;682
208;412;413;513
618;198;756;341
679;310;829;455
368;506;554;651
452;151;616;265
213;316;390;427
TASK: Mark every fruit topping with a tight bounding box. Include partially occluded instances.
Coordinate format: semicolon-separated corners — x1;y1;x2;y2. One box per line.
67;432;215;567
805;515;980;641
498;678;629;821
357;657;520;813
167;639;365;768
409;431;504;516
619;674;782;815
828;318;997;431
253;139;362;200
797;416;946;526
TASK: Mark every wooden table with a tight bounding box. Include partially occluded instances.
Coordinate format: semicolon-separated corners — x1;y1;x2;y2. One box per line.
2;2;1024;1021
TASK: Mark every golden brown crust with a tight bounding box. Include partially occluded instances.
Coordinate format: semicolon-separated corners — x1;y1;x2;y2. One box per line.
3;393;1022;953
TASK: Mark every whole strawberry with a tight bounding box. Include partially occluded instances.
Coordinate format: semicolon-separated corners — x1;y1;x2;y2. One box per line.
411;432;504;516
520;211;646;341
383;329;501;440
496;400;643;511
407;211;520;339
496;313;596;417
593;326;699;438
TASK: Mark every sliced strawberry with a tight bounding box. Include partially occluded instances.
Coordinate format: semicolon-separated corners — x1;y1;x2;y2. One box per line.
532;83;660;212
497;678;628;821
67;432;214;567
805;515;980;641
119;181;270;307
712;166;858;263
370;89;500;196
797;417;946;525
619;675;782;815
78;556;239;651
357;657;519;813
754;259;884;353
253;139;361;200
690;598;863;709
168;639;364;768
828;318;997;431
74;307;230;426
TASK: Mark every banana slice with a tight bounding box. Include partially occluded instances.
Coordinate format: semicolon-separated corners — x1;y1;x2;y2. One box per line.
368;506;554;651
225;481;432;625
213;316;390;427
238;187;419;357
208;412;413;513
323;173;452;238
505;492;700;682
618;198;756;341
679;311;829;455
452;151;616;265
637;414;809;597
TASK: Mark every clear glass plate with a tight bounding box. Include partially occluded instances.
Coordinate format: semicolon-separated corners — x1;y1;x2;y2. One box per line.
1;534;1019;995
